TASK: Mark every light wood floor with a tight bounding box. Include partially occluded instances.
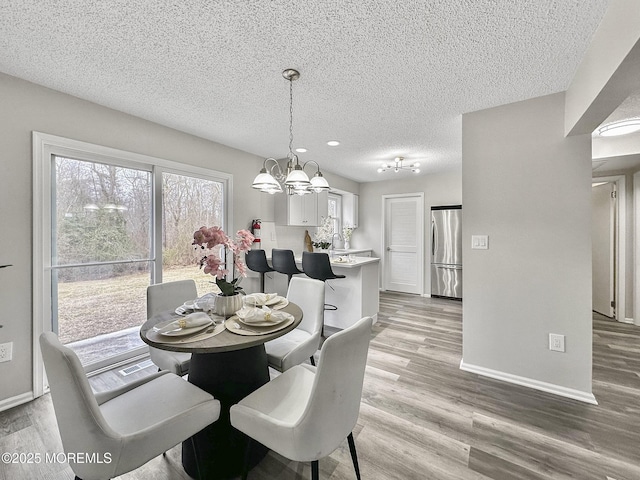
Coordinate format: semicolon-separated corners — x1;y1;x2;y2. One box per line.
2;293;640;479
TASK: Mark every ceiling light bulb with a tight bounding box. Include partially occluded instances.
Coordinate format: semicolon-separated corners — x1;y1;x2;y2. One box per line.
295;148;307;153
413;168;420;173
377;168;383;173
327;140;340;146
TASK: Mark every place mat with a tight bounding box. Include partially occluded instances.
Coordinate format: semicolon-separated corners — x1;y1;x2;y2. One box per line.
225;315;294;336
147;323;225;344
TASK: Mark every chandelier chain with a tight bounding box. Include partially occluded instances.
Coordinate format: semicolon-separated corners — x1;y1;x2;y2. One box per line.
288;77;294;156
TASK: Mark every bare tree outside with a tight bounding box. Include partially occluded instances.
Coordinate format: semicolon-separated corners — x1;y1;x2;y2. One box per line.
53;156;225;366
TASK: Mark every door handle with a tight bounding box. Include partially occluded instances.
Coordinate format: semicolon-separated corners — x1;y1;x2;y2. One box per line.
386;247;391;251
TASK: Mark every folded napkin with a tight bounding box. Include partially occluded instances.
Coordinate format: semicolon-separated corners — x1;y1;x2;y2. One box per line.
244;292;279;306
236;306;290;325
162;312;211;331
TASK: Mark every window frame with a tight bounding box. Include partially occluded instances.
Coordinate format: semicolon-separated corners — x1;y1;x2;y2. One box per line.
33;132;233;395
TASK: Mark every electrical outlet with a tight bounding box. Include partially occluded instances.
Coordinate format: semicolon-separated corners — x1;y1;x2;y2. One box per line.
549;334;565;352
0;342;13;363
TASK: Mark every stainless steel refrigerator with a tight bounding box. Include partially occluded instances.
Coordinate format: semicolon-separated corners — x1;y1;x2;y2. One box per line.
431;205;462;299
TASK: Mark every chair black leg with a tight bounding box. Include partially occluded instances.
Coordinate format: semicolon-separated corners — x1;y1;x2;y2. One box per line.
190;436;203;480
347;433;361;480
310;355;316;366
241;438;254;480
311;460;319;480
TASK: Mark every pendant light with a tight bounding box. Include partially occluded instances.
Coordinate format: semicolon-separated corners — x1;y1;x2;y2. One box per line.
252;69;330;194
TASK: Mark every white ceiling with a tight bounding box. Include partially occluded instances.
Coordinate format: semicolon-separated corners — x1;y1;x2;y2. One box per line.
0;1;612;183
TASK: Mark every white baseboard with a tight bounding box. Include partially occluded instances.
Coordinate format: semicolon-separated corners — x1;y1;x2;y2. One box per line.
623;317;634;324
459;360;598;405
0;391;34;412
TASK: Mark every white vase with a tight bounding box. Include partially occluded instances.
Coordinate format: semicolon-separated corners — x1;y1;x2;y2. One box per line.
344;240;350;250
214;293;243;318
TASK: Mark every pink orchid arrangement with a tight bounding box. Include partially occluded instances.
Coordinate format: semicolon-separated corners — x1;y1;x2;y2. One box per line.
192;226;254;296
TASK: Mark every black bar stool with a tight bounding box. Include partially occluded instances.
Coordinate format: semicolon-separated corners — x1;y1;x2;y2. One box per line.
245;250;275;293
302;252;346;336
271;249;305;285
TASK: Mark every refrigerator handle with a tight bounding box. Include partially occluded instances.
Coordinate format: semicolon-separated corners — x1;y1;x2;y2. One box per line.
431;220;437;257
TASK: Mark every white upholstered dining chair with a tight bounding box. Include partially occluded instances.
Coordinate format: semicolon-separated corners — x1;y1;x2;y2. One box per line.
265;276;325;371
230;316;373;480
147;279;197;376
40;331;221;480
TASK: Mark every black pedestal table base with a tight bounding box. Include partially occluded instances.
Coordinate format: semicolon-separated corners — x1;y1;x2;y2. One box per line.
182;345;270;479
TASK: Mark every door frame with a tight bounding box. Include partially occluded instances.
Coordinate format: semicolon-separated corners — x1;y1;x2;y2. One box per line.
32;132;233;398
381;193;424;294
592;175;626;323
634;171;640;326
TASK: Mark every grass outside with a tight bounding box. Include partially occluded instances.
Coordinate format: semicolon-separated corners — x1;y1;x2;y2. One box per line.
57;265;219;344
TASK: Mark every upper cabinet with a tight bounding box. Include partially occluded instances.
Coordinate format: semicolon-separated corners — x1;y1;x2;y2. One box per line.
342;193;359;228
275;191;328;226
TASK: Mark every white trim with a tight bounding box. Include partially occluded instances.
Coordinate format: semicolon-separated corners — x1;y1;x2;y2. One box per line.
381;192;425;295
0;392;35;413
592;175;626;322
460;359;598;405
32;131;233;396
635;171;640;326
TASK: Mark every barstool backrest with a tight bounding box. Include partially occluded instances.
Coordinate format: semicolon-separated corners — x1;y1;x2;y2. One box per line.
245;250;274;273
272;249;303;276
302;251;344;281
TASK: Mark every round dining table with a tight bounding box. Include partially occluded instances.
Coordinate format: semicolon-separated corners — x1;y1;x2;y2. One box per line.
140;301;303;480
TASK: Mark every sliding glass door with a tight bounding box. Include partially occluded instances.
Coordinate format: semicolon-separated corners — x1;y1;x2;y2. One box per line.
52;156;153;369
35;134;231;376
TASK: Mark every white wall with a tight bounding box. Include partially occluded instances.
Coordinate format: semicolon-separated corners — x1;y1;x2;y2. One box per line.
358;170;462;295
461;92;594;402
0;72;356;406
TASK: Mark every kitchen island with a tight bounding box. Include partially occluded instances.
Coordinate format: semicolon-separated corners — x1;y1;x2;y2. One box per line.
262;254;380;329
322;256;380;329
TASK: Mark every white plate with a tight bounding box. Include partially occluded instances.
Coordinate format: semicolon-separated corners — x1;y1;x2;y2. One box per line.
236;310;294;327
225;315;294;336
245;294;283;307
153;318;213;336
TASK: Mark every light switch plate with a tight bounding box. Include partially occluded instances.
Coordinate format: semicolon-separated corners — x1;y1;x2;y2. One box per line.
471;235;489;250
549;334;565;352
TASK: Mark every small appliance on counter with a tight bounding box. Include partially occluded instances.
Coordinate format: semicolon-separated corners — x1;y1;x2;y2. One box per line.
430;205;462;299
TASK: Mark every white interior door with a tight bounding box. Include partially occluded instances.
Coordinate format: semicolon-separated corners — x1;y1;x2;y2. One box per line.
383;194;424;294
592;182;615;317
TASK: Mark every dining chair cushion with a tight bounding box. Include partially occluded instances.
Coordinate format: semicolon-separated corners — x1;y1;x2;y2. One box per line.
231;316;373;462
40;331;221;480
266;328;315;372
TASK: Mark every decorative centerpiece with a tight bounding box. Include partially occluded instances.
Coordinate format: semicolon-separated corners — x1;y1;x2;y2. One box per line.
312;216;334;251
342;224;355;250
193;226;254;316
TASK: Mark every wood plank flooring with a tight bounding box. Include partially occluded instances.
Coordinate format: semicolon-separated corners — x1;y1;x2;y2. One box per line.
2;293;640;479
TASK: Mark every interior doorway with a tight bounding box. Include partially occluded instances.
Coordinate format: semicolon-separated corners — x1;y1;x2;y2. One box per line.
591;175;627;322
591;181;615;318
382;193;424;294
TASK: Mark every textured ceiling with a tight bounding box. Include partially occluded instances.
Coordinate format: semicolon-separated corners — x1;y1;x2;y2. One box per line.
0;1;610;183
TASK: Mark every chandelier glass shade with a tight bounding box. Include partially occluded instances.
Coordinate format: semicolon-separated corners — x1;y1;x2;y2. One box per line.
252;69;330;195
377;157;420;173
597;118;640;137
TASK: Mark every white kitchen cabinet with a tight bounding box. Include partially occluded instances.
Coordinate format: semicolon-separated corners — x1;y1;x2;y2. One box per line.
275;191;328;226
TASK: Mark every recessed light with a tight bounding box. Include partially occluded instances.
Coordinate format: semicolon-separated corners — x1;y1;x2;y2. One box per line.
327;140;340;146
597;119;640;137
295;148;307;153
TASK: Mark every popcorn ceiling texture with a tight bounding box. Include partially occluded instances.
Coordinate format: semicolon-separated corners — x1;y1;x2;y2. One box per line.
0;1;609;182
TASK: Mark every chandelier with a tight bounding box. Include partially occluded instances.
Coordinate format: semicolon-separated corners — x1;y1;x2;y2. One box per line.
377;157;420;174
252;69;330;195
